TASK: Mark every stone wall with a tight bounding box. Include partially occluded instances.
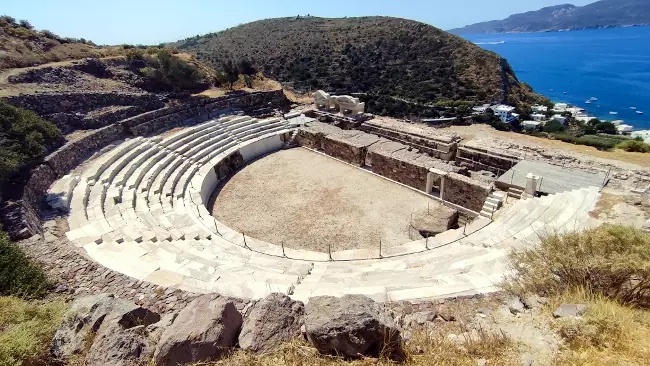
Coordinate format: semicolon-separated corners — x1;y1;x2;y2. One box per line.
443;173;492;213
4;92;164;115
456;146;519;176
1;90;290;240
295;122;344;149
322;131;380;166
360;121;457;161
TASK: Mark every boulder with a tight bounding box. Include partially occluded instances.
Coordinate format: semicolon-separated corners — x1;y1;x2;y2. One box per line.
154;295;242;365
85;306;161;366
507;297;525;314
411;207;459;237
403;311;437;328
304;295;402;359
239;293;304;354
51;294;136;361
522;294;547;309
552;304;589;318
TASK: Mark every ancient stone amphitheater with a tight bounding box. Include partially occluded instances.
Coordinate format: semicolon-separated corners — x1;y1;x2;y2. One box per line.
33;91;603;304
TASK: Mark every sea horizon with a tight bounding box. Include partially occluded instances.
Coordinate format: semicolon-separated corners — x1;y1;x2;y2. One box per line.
463;26;650;130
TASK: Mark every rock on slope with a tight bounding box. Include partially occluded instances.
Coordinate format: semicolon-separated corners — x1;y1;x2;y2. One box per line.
174;16;543;108
450;0;650;34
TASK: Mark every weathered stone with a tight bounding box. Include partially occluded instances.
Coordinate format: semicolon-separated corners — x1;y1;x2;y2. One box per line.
51;294;136;361
508;297;525;314
239;293;304;354
522;294;547;309
304;295;402;359
552;304;589;318
404;311;437;327
85;306;161;366
154;295;243;365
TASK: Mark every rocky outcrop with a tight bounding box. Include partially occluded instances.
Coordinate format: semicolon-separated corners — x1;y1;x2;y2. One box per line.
411;207;459;236
239;293;304;354
553;304;589;318
51;294;139;362
154;295;243;365
304;294;403;359
85;306;161;366
4;92;163;115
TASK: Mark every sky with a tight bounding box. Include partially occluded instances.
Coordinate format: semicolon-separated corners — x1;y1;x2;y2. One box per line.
4;0;597;45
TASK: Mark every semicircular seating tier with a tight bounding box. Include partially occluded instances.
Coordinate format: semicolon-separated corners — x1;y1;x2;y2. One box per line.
64;114;602;302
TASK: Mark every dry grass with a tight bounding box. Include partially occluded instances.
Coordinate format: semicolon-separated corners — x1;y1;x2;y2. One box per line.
547;289;650;365
0;296;67;366
204;328;517;366
503;225;650;307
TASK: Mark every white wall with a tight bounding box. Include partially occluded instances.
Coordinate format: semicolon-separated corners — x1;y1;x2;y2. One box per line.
239;134;284;162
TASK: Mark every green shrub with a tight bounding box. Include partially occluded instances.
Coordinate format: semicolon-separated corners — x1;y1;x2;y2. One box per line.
543;119;565;133
503;225;650;307
0;101;62;184
0;297;66;366
575;135;619;150
617;140;650;153
596;122;617;135
0;231;50;298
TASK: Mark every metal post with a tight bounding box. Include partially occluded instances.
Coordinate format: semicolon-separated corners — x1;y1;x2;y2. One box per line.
425;236;429;250
243;232;250;250
214;219;221;236
538;177;544;194
463;223;467;236
510;169;515;185
328;243;333;261
281;241;286;258
379;239;383;259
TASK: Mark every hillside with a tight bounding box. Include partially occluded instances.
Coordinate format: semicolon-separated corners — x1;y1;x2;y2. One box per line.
174;16;544;108
450;0;650;34
0;15;125;70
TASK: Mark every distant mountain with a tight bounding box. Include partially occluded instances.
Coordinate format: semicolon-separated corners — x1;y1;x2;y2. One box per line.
450;0;650;34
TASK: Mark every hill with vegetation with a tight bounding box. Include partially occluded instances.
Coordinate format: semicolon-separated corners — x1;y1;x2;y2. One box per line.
0;15;124;70
174;16;545;111
450;0;650;34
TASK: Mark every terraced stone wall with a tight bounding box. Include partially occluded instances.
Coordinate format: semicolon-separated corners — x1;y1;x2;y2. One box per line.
456;146;519;176
0;90;290;240
370;149;432;191
360;122;457;161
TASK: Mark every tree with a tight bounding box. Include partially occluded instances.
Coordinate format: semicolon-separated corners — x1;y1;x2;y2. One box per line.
596;121;617;135
542;119;565;133
222;60;239;89
18;19;32;29
237;58;256;76
588;118;601;127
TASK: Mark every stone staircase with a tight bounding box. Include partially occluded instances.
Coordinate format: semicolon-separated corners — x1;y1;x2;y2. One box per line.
479;192;503;219
507;186;525;201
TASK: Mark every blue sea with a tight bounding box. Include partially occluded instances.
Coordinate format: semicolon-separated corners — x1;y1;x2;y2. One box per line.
464;26;650;130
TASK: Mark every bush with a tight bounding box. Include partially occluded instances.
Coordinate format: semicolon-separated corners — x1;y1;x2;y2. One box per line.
542;119;565;133
0;101;62;184
617;140;650;153
0;297;66;366
575;135;618;150
596;122;617;135
503;225;650;307
0;231;50;298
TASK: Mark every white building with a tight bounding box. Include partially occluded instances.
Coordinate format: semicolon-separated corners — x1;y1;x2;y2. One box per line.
531;113;546;122
531;105;548;113
611;120;624;126
617;124;633;134
490;104;517;123
553;103;569;112
472;104;491;114
522;120;542;129
551;114;567;124
631;130;650;143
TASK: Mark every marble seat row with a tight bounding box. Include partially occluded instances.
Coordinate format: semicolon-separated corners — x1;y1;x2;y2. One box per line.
62;114;601;302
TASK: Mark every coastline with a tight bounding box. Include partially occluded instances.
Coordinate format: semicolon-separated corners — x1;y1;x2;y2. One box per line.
451;23;650;36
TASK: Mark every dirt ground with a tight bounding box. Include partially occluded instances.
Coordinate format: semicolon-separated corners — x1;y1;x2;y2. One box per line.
440;124;650;167
210;148;445;253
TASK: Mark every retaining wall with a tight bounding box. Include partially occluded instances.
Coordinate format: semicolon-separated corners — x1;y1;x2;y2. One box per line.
456;146;519;176
443;173;492;213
